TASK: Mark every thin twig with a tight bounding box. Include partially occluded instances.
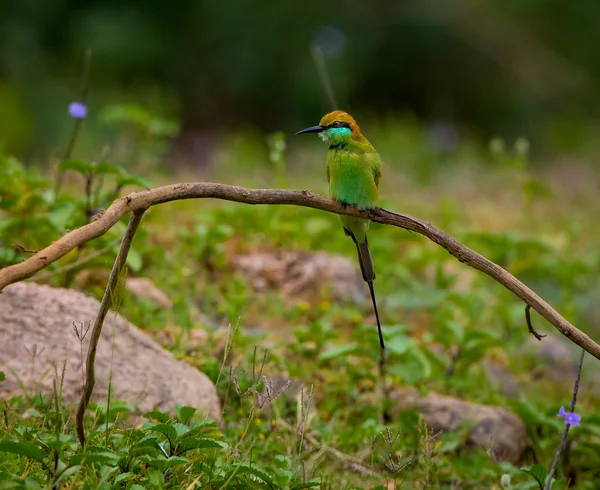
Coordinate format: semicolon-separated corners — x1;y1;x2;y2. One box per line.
445;346;462;377
54;48;92;201
13;245;38;255
526;304;546;341
545;349;585;490
310;44;338;110
75;209;146;446
62;167;97;288
0;183;599;360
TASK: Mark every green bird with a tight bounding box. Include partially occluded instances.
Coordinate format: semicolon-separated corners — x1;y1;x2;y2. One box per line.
296;110;384;350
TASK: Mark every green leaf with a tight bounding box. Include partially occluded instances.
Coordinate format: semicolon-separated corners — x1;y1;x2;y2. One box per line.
274;468;294;486
44;434;74;452
54;465;81;487
521;464;549;490
147;468;164;487
68;450;119;467
114;472;135;484
148;119;179;137
0;371;5;382
318;343;361;362
0;474;44;490
444;320;465;344
185;419;219;438
175;404;197;424
274;454;291;470
172;423;190;441
48;201;77;231
302;477;323;489
147;423;177;446
232;462;274;486
138;455;189;472
117;176;152;189
135;435;163;454
143;409;171;423
0;196;18;209
58;160;92;174
0;441;45;463
93;162;126;176
126;246;142;272
408;347;432;379
385;335;411;355
100;104;153;127
389;350;432;384
178;438;227;453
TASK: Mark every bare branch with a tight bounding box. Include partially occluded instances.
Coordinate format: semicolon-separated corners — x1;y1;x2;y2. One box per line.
75;209;146;446
0;182;599;360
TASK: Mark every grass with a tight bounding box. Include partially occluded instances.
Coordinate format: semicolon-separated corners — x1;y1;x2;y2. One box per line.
1;110;600;488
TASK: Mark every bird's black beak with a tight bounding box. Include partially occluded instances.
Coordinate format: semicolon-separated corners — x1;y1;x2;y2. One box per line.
295;125;324;135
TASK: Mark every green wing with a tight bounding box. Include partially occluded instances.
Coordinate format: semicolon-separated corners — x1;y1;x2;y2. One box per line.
372;162;381;188
369;153;382;189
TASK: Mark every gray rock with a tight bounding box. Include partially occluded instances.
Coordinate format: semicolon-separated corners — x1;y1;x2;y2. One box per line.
390;387;527;464
521;335;578;382
0;282;221;421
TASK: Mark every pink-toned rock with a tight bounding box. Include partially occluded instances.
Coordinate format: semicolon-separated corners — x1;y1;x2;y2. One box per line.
125;277;173;309
0;282;220;421
232;250;361;301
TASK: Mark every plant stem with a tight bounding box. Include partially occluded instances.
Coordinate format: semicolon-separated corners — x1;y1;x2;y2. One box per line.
545;349;585;489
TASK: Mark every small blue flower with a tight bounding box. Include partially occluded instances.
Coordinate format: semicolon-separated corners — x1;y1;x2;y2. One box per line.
69;102;87;119
565;412;581;426
558;406;581;426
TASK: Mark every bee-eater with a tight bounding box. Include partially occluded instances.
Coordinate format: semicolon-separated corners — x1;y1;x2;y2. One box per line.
296;110;384;350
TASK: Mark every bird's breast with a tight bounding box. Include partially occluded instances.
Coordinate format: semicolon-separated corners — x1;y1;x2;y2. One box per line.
327;151;378;210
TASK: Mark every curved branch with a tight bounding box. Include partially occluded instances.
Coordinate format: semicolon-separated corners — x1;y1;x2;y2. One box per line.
1;182;599;360
75;209;145;446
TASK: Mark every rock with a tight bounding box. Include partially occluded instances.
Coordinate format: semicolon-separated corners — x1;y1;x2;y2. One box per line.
74;268;110;289
482;358;519;398
232;250;361;302
390;387;527;464
519;334;600;395
0;282;221;421
125;277;173;309
521;335;578;382
429;343;519;398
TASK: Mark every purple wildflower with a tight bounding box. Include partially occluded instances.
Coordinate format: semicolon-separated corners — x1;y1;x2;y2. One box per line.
69;102;87;119
565;412;581;426
558;406;581;426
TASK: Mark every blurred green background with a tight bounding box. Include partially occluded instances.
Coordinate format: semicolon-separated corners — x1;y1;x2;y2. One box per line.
3;0;600;161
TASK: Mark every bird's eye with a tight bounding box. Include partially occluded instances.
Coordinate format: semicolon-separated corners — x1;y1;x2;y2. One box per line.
332;121;341;128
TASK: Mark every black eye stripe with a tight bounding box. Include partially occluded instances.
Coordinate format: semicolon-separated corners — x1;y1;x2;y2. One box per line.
327;121;351;129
